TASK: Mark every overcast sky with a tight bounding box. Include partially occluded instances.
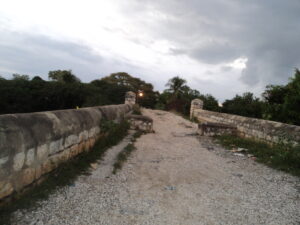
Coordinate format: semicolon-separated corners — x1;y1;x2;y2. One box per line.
0;0;299;102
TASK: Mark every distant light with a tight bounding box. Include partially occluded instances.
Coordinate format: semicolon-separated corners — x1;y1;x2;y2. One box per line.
138;92;144;97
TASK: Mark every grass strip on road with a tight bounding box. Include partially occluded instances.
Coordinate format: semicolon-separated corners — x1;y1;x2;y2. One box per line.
113;130;144;174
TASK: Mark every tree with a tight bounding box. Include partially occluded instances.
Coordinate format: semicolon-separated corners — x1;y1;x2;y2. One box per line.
160;76;220;115
12;74;30;81
101;72;158;108
263;69;300;125
283;69;300;125
222;92;263;118
48;70;80;83
165;76;188;99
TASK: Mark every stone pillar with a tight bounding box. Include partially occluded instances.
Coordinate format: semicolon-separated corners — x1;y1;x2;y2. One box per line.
125;91;136;105
190;99;203;119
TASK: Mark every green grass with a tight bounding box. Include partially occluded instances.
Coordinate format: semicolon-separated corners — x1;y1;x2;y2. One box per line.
215;135;300;177
0;120;130;225
113;130;144;174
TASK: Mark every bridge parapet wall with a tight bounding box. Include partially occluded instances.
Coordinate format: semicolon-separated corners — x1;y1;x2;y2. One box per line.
0;104;132;200
192;108;300;145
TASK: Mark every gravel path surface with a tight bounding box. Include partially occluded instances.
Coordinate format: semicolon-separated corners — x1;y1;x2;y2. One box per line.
12;109;300;225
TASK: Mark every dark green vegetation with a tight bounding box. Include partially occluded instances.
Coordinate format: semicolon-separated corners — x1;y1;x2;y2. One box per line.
222;92;263;119
113;130;144;174
0;71;158;114
262;69;300;125
0;120;130;225
222;69;300;125
158;69;300;125
215;135;300;177
157;76;220;116
1;68;299;125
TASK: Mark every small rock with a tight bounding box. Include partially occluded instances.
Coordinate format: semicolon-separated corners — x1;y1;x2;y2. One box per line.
164;186;176;191
233;153;244;157
90;163;98;170
232;173;243;177
237;147;248;152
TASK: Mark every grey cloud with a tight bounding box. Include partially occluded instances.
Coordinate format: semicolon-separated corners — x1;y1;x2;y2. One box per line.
189;43;239;64
170;42;239;64
0;31;144;82
122;0;300;87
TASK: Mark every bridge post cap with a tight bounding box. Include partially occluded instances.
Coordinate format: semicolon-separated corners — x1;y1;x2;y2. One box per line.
191;99;203;106
125;91;136;105
125;91;136;97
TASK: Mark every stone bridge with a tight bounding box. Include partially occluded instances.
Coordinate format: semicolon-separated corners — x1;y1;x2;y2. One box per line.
0;93;299;224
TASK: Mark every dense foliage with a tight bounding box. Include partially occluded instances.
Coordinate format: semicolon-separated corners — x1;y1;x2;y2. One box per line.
0;69;299;125
222;92;264;119
156;76;220;116
101;72;159;108
262;69;300;125
221;69;300;125
0;71;157;114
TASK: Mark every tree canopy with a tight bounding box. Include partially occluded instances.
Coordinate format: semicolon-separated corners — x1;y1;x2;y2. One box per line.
222;92;263;119
262;69;300;125
48;70;81;83
101;72;158;108
0;69;299;126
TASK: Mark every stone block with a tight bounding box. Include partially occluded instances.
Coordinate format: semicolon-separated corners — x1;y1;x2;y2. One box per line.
25;148;35;167
37;144;49;161
0;156;9;167
79;130;89;142
64;134;79;148
78;142;85;153
88;127;98;138
35;166;42;180
125;91;136;105
59;149;70;162
70;144;79;157
42;160;55;174
198;122;237;136
84;140;91;151
20;168;35;187
13;152;25;171
89;138;96;148
0;181;14;199
49;139;64;154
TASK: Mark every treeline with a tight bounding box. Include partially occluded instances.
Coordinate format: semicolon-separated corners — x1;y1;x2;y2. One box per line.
222;69;300;125
0;71;158;114
161;69;300;126
0;69;299;126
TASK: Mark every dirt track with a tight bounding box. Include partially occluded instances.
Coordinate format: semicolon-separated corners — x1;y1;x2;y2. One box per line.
12;109;300;225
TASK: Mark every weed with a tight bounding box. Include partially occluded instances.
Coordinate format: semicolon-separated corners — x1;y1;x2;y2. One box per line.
132;104;142;115
0;120;129;225
215;135;300;177
112;130;144;174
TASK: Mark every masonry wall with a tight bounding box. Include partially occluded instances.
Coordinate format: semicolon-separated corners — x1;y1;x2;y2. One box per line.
0;104;132;200
193;109;300;144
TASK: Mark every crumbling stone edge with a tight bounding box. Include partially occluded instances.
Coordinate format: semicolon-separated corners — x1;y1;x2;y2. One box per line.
0;104;133;201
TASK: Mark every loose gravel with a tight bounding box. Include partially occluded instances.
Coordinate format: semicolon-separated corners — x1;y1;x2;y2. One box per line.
11;109;300;225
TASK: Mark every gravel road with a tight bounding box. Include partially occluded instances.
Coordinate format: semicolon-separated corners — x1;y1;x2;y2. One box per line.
11;109;300;225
